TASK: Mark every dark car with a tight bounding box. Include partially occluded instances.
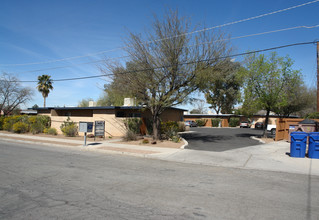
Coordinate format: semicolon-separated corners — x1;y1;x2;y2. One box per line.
255;122;264;129
185;120;198;127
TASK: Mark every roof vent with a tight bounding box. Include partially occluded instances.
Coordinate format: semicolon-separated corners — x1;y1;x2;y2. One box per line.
123;98;136;106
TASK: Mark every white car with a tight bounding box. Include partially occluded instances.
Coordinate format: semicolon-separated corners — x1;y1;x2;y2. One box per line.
267;124;276;135
240;121;250;128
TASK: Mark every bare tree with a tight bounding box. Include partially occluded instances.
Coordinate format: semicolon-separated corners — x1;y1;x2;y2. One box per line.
102;10;231;140
0;73;33;116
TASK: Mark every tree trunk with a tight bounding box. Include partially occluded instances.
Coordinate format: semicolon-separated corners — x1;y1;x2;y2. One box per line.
44;97;46;108
263;109;270;138
152;113;161;140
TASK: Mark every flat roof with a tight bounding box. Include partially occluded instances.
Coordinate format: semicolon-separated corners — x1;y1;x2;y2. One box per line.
30;106;187;111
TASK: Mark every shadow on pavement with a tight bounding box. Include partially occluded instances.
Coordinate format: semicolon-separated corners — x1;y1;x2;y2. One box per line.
181;128;263;152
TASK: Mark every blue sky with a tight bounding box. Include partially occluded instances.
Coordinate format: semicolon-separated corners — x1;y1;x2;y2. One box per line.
1;0;319;111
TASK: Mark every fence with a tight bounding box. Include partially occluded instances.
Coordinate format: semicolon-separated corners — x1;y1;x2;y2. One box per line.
275;118;319;141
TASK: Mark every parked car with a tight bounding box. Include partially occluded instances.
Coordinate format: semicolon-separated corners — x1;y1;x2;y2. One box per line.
255;122;264;129
239;121;250;128
185;120;198;127
267;124;276;135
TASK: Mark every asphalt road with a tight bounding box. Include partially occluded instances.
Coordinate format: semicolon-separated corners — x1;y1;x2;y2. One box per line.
181;127;265;152
1;140;319;220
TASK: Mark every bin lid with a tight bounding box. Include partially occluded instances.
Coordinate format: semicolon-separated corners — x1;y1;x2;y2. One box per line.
309;132;319;135
298;119;317;125
291;131;308;136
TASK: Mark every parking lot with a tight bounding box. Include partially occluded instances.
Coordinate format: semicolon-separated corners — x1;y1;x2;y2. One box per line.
181;127;265;152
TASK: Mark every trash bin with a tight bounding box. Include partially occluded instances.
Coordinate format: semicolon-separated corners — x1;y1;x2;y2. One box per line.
290;132;308;158
298;119;318;133
308;132;319;159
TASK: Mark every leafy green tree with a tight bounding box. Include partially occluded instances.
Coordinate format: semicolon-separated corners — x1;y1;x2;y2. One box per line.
96;84;127;106
78;98;94;107
102;10;231;140
203;59;242;114
241;52;302;137
37;75;53;107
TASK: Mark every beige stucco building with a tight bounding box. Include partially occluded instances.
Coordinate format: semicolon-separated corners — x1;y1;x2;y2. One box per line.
36;106;185;137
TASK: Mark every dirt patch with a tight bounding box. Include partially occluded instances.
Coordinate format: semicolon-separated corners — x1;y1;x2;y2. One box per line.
117;139;184;149
98;146;160;154
0;135;80;146
260;137;275;143
0;131;121;142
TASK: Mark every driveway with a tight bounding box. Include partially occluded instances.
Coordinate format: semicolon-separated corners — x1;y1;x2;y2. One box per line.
181;127;264;152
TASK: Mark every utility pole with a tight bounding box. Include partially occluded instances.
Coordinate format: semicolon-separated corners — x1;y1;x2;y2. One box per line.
317;42;319;112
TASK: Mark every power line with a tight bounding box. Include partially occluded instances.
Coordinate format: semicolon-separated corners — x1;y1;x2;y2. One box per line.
6;24;319;74
1;0;318;67
6;56;129;74
5;40;316;83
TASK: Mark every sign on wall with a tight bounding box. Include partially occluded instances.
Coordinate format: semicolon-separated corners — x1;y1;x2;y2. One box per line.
94;121;105;137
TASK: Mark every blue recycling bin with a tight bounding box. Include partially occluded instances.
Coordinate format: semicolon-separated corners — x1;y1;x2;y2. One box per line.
308;132;319;159
290;132;308;158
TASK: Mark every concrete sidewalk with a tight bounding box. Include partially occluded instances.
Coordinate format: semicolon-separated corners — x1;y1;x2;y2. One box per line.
0;132;182;158
1;132;318;176
160;141;319;176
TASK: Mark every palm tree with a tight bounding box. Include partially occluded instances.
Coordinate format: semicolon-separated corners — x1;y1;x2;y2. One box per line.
37;75;53;107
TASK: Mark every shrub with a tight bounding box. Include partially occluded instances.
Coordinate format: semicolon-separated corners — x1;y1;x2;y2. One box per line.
60;117;78;137
305;112;319;119
177;121;186;132
124;118;141;134
3;115;23;131
29;115;51;129
211;118;221;127
161;121;179;140
0;117;5;130
47;128;57;135
171;135;181;143
30;121;44;134
195;119;207;127
12;122;28;133
37;115;51;128
229;118;240;127
123;130;137;141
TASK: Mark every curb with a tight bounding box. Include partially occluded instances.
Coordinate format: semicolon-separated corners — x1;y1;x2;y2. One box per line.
250;136;266;144
180;138;188;149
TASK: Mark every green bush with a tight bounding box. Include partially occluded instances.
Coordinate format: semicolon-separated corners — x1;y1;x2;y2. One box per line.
161;121;179;140
124;118;141;134
195;119;207;127
229;118;240;127
47;128;58;135
0;117;5;130
211;118;221;127
12;122;28;133
305;112;319;119
171;135;181;143
3;115;23;131
30;122;44;134
1;115;51;134
60;117;78;137
36;115;51;128
29;115;50;129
